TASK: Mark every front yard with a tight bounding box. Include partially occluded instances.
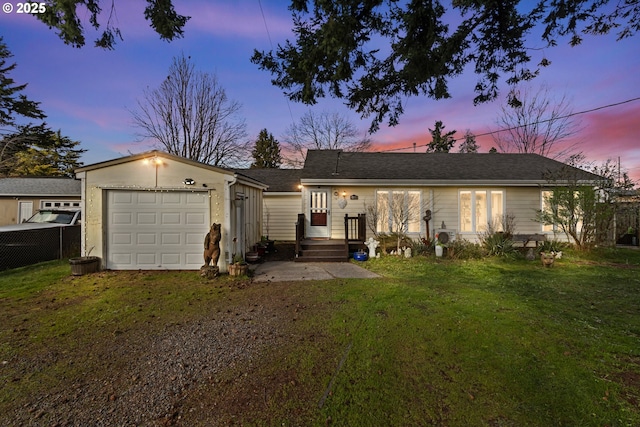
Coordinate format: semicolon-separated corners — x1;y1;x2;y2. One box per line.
1;248;639;426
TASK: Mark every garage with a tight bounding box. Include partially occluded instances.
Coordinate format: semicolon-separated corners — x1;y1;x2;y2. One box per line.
75;151;267;272
107;190;209;270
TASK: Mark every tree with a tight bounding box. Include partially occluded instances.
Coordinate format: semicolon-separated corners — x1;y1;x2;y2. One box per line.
36;1;190;49
0;37;45;131
492;85;580;159
252;1;638;131
131;54;249;167
251;129;281;168
0;124;85;177
282;110;371;167
458;130;479;153
536;156;634;249
426;120;456;153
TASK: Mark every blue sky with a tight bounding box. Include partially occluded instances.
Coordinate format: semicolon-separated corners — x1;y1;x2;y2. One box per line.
1;1;639;180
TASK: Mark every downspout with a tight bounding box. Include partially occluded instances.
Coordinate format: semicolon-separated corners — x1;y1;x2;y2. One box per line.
76;171;87;256
224;174;237;272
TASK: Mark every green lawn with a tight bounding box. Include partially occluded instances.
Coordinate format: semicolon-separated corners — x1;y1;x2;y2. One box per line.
1;249;639;426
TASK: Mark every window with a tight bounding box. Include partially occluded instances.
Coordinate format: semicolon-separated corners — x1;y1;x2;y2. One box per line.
459;190;504;233
375;190;422;234
541;189;583;232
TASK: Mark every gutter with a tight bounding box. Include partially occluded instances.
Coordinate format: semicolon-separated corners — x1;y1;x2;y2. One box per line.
223;174;237;271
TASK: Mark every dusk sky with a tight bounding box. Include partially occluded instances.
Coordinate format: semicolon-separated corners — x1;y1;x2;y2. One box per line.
1;1;639;181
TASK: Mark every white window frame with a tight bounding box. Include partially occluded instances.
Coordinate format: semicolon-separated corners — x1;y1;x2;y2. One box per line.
40;200;81;209
459;189;505;233
375;189;423;234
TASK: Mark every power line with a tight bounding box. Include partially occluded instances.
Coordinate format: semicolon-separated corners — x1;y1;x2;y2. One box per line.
257;0;297;129
378;95;640;153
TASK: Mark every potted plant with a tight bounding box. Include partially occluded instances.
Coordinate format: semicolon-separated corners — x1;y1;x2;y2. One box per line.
228;254;248;277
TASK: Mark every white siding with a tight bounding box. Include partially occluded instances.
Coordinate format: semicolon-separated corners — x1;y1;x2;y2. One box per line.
263;194;302;241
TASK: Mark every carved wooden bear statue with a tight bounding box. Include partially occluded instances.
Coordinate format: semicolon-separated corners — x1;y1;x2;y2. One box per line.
204;223;221;267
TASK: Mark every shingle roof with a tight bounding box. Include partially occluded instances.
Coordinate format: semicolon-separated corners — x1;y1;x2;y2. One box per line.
300;150;602;184
0;177;81;196
235;169;302;192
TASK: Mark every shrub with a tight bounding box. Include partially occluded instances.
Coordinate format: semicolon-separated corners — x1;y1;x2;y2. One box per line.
538;239;567;254
445;239;485;259
410;237;433;256
479;231;518;258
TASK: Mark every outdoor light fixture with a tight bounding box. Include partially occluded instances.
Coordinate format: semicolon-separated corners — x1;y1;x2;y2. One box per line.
337;190;348;209
183;178;195;185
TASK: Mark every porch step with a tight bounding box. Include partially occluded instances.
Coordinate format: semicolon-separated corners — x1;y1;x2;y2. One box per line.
296;239;348;262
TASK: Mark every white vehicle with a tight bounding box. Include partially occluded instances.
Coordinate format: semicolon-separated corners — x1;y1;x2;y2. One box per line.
0;209;81;232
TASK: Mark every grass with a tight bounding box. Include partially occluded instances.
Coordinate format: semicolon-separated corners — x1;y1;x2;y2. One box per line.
1;249;640;426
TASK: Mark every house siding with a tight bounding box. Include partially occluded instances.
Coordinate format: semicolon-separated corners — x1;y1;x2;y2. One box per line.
263;194;302;241
301;186;551;243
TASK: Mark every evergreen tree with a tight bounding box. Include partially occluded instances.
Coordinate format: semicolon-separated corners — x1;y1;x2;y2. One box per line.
251;129;281;168
458;130;479;153
426;121;456;153
1;124;85;177
0;37;45;129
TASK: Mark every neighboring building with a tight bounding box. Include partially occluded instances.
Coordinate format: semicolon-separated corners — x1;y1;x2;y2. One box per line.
0;177;81;226
75;151;266;272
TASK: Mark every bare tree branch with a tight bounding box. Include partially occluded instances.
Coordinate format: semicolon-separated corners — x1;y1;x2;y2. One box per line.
131;54;249;167
492;84;582;160
282;110;371;167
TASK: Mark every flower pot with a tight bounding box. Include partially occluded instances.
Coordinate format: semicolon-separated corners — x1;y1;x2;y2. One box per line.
353;251;368;261
228;263;248;276
69;256;101;276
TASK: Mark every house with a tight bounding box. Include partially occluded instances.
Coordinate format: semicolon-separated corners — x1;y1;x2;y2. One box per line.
75;151;267;271
236;168;302;241
0;177;81;226
243;150;602;260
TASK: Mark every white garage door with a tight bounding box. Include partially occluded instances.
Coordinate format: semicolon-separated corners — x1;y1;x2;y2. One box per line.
107;190;209;270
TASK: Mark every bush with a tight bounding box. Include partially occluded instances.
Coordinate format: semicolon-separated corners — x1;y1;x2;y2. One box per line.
479;231;518;258
446;239;485;260
538;239;567;254
410;237;433;256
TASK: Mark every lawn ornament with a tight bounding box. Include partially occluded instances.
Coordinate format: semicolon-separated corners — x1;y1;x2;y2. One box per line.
365;237;379;258
204;223;221;267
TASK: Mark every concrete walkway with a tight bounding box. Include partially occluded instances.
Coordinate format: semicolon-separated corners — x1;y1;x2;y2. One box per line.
251;261;381;283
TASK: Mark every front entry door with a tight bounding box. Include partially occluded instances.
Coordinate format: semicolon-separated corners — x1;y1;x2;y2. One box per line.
307;188;331;238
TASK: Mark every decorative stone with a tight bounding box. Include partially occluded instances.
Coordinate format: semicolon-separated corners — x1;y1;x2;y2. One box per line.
404;247;412;258
525;248;535;261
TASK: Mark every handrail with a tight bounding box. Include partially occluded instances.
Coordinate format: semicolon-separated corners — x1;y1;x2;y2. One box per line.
295;213;305;257
344;213;367;257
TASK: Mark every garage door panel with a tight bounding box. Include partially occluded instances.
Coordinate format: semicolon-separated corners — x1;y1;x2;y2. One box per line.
112;192;133;204
161;233;181;245
162;193;182;204
112;233;132;245
138;193;158;204
137;212;158;225
137;233;157;245
186;252;204;265
136;253;158;265
112;212;133;225
107;190;210;270
186;233;203;245
112;253;132;265
161;212;181;225
161;253;181;265
186;212;206;225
